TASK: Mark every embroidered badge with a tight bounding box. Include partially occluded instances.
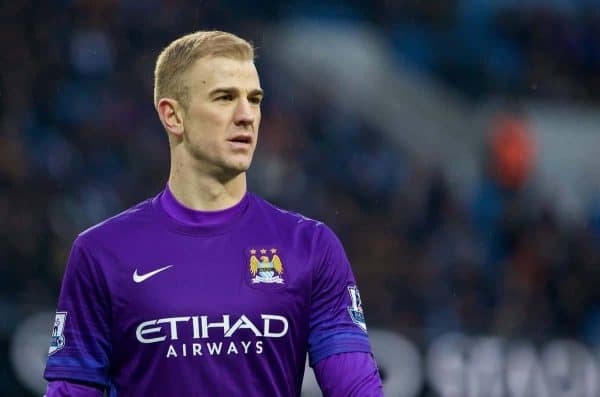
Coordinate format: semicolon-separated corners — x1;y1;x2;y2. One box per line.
249;248;284;284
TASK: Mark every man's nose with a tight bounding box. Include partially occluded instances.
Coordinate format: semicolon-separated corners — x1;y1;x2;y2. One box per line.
234;99;255;127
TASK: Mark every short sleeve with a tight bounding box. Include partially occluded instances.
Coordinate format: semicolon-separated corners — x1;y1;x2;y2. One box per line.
308;225;372;366
44;237;111;388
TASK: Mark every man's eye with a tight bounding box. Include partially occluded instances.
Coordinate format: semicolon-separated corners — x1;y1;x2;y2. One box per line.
216;95;233;101
249;97;262;105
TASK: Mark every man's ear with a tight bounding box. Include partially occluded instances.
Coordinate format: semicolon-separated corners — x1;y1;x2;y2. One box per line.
156;98;184;137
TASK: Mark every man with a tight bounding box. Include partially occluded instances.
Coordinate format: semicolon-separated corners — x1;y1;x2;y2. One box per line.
44;30;383;396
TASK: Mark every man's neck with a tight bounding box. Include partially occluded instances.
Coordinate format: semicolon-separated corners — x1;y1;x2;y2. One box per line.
167;167;247;211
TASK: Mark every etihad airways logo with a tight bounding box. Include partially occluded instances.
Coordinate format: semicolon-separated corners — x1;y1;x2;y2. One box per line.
136;314;289;359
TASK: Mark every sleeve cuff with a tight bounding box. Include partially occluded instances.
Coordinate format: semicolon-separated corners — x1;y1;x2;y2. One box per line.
44;367;109;388
309;333;372;366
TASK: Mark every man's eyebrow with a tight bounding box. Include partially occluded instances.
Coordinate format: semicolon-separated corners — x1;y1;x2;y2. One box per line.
208;87;237;96
208;87;264;96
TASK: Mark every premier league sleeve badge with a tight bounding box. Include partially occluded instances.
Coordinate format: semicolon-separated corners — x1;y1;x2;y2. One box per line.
347;286;367;333
48;312;67;355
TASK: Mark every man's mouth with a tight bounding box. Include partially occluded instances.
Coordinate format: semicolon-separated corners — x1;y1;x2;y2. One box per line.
228;135;252;144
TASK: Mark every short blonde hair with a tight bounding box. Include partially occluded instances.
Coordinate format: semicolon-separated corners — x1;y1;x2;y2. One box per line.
154;30;255;109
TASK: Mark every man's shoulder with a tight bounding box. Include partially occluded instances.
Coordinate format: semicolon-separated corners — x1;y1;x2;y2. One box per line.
249;194;341;243
75;196;155;247
250;193;324;228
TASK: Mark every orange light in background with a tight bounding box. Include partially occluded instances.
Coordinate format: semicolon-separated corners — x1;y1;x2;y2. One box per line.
490;114;536;190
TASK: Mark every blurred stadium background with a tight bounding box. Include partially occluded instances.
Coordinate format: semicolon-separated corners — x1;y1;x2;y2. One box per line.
2;0;600;396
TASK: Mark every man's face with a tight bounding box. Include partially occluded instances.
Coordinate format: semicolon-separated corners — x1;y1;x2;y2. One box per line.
181;56;263;177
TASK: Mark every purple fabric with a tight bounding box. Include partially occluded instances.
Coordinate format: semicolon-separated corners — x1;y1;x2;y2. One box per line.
45;380;103;397
314;352;383;397
160;184;249;227
44;189;373;396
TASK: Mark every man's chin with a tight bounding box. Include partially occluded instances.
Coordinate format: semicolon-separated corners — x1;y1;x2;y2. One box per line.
219;163;250;181
230;159;252;172
230;157;253;173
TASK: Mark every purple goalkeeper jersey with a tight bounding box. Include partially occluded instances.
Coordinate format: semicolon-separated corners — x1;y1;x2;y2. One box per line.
44;188;372;396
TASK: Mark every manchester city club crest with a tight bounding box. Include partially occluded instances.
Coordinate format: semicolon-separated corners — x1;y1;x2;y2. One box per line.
249;248;284;284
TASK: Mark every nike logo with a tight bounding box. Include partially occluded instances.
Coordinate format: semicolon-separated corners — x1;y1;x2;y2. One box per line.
133;265;173;283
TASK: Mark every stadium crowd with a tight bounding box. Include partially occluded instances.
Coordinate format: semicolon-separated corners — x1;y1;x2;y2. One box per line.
1;0;600;395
